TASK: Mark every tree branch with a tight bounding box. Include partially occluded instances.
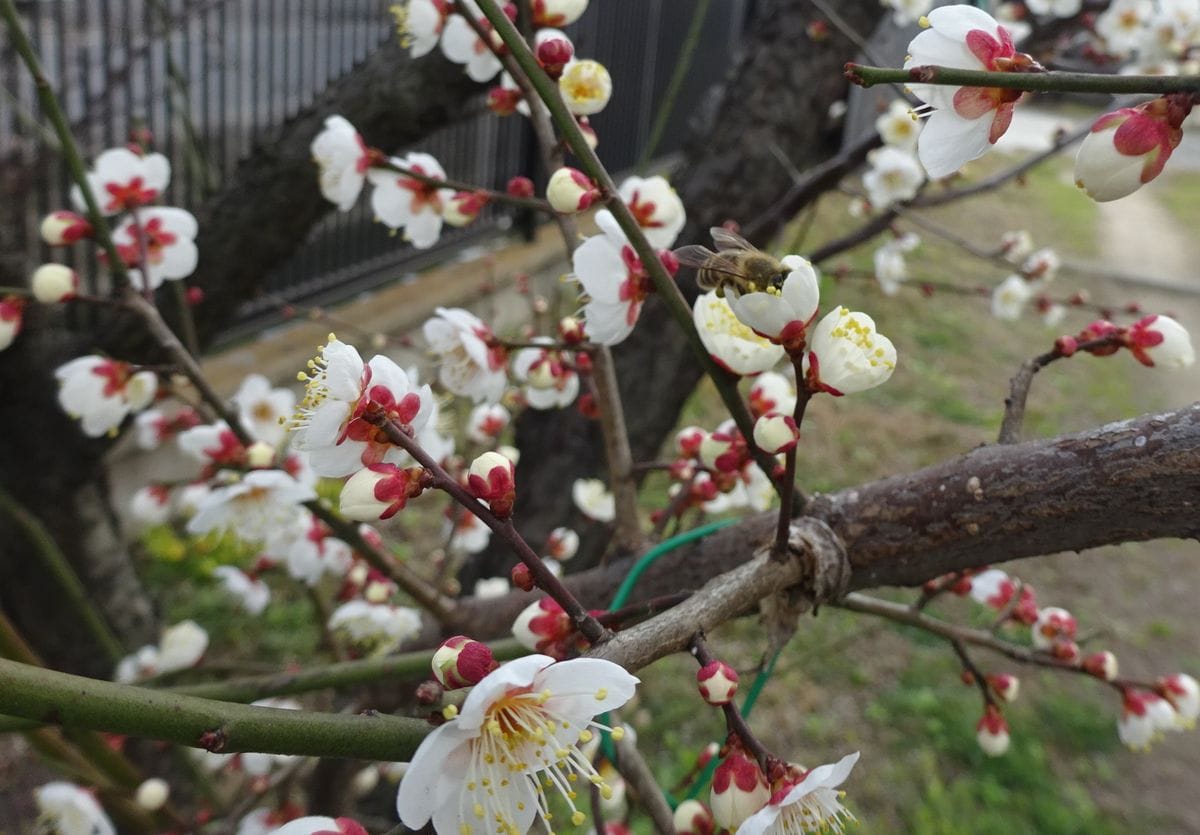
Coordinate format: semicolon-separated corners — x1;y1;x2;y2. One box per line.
846;63;1200;95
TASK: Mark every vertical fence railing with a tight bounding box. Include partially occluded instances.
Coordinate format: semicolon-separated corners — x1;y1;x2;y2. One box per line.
2;0;746;342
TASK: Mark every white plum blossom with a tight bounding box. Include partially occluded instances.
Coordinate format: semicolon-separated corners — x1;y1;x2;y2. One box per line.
533;0;588;27
862;147;925;207
55;356;157;437
906;5;1027;178
129;485;172;527
440;10;503;82
1096;0;1155;54
726;256;820;344
368;152;455;249
803;307;897;396
265;512;355;586
213;566;270;615
572;213;657;346
1074;100;1184;203
991;274;1034;321
693;291;785;376
291;337;435;476
882;0;933;25
234;374;296;446
605;175;686;249
876;100;921;150
157;619;210;674
399;0;449;58
115;644;160;683
187;470;316;544
466;402;510;444
112;207;199;292
34;782;116;835
447;510;492;554
734;753;859;835
71;147;170;215
511;341;580;409
873;232;920;296
1025;0;1082;16
474;576;511;598
269;817;368;835
328;600;423;655
312;115;371;211
177;421;246;467
423;307;508;403
559;59;613;115
396;654;638;835
573;478;616;522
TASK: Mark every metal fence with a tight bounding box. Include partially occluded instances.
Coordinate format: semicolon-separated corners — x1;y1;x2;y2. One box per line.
2;0;748;341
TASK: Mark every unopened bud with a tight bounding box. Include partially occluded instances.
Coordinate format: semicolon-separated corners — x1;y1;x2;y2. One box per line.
506;176;535;198
752;412;799;454
673;799;716;835
976;706;1010;757
30;263;79;303
545;526;579;561
558;316;586;344
1083;651;1119;681
511;562;535;591
443;191;488;227
339;464;429;521
432;635;498;689
487;85;523;116
710;748;769;830
987;673;1020;703
245;441;276;469
415;679;443;704
40;210;92;246
467;451;517;518
536;37;574;79
696;660;739;706
546;167;598;214
135;778;170;811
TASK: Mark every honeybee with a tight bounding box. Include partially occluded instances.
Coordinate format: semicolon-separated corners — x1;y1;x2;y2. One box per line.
674;227;789;298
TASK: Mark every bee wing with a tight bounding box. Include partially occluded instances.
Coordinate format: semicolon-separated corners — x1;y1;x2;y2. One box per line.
672;245;720;270
709;227;756;253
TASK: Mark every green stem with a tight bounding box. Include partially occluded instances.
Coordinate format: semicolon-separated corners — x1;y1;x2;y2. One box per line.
168;638;526;703
0;486;125;663
0;0;130;289
472;0;775;482
637;0;711;169
0;658;430;761
846;63;1200;95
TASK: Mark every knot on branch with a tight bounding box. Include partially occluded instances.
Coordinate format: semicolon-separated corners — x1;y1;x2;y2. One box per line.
761;518;850;653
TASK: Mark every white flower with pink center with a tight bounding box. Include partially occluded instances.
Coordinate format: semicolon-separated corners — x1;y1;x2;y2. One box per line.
290;337;435;477
264;511;355;586
512;340;580;409
71;147;170;215
396;654;638;835
112;207;199;291
368;152;455;249
423;307;509;403
906;6;1029;178
734;752;859;835
466;402;510;444
446;509;492;554
213;566;271;615
129;484;172;527
312;115;372;211
187;470;315;544
606;175;686;249
55;356;158;437
35;782;116;835
439;6;503;82
573;213;660;346
398;0;449;58
177;421;248;468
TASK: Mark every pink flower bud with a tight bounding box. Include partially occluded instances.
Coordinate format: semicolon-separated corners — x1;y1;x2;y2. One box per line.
1055;335;1078;357
510;562;535;592
40;210;93;246
1083;651;1119;681
752;412;799;454
1031;606;1077;650
546;167;598;213
672;799;715;835
710;748;769;830
1159;673;1199;727
511;597;574;659
339;464;429;521
467;451;517;518
443;191;488;228
1074;96;1189;202
487;86;524;117
987;673;1020;703
0;296;25;352
431;635;498;689
696;660;739;706
1124;314;1194;369
30;263;79;303
415;679;443;704
976;706;1010;757
576;116;600;150
506;176;535;198
676;426;706;458
536;37;574;79
658;247;680;277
